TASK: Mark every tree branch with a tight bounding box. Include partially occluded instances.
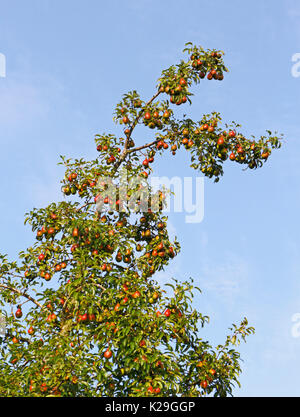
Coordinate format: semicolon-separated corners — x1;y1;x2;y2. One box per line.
113;90;162;172
0;284;46;311
127;138;160;154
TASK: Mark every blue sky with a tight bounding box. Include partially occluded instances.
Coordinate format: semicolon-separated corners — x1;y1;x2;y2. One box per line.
1;0;300;396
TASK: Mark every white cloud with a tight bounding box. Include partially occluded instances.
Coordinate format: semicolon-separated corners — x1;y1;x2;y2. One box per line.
20;154;65;209
198;253;250;308
286;0;300;18
25;175;62;208
0;79;49;128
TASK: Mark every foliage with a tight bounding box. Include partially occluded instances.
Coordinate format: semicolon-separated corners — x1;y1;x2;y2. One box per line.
0;43;281;397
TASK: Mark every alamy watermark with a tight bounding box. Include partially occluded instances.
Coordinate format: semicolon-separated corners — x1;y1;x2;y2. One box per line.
291;53;300;77
291;313;300;338
0;53;6;78
94;168;204;224
0;313;6;337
